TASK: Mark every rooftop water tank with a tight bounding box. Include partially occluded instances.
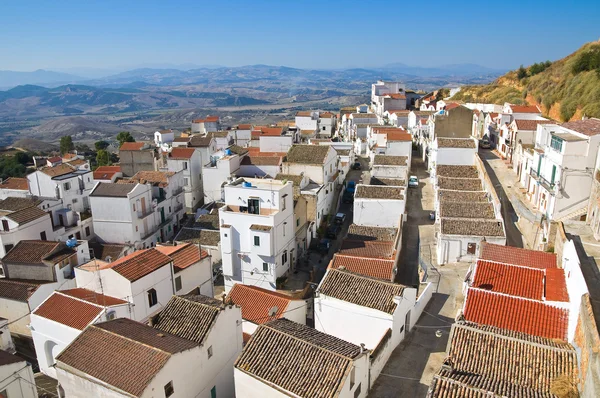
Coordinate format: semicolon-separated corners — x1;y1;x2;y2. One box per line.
243;182;252;188
224;149;232;156
66;238;78;248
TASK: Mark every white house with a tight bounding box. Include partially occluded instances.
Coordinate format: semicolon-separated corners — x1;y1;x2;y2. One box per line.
368;127;412;164
239;151;283;179
155;242;214;297
188;134;217;165
315;267;417;385
210;131;233;151
192;115;219;134
57;294;242;398
527;118;600;224
30;288;131;379
498;118;553;162
430;137;477;170
0;177;29;199
167;147;203;212
92;166;122;183
234;318;369;398
0;350;37;398
154;129;175;149
318;112;336;136
295;111;319;131
0;197;54;258
371;155;409;181
503;103;542;120
27;160;94;213
226;283;307;336
232;124;253;146
219;178;295;292
202;150;241;203
353;185;405;229
371;81;407;117
259;133;293;153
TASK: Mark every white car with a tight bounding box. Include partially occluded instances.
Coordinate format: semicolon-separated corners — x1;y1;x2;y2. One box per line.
408;176;419;188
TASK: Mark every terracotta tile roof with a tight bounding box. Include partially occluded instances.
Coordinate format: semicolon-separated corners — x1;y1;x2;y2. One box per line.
240;155;282;166
472;260;544;300
39;163;78;177
152;295;223;345
60;288;127;306
48;156;62;163
0;279;44;302
3;206;48;225
188;213;220;230
227;284;296;324
385;131;412;142
0;177;28;190
438;189;488;202
351;113;376;119
346;225;396;242
2;240;72;265
235;319;361;398
205;116;219;122
437;176;482;191
168;147;195;160
429;322;577;397
237;124;252;130
355;185;404;200
444;102;461;110
155;243;207;272
437;138;477;148
119;142;145;151
90;182;137;197
189;134;214;147
373;155;407;166
67;158;87;168
0;196;43;212
319;112;334;118
227;145;248;156
251;127;284;137
173;136;190;143
330;254;395;281
285;145;331;165
514;119;553;131
92;166;121;180
174;228;221;246
101;249;172;282
441;219;505;237
439;201;495;219
463;288;569;340
339;239;395;259
369;177;405;186
561;118;600;136
319;268;405;314
208;131;229;138
545;268;569;302
509;104;541;114
129;171;175;187
33;291;115;330
295;111;313;117
436;165;478;179
479;242;557;269
56;319;197;397
385;93;406;99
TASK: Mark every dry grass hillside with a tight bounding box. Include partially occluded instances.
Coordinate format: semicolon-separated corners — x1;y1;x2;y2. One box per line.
452;40;600;121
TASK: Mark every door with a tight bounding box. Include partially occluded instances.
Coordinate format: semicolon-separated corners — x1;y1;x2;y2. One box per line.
404;310;411;338
160;207;166;223
58;214;64;227
210;386;216;398
141;197;147;215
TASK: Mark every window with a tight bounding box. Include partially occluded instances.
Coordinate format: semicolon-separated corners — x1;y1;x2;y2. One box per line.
164;381;174;397
282;195;286;211
1;220;8;232
133;203;136;211
248;198;260;215
550;135;563;152
282;250;288;265
183;161;188;170
107;311;117;320
296;218;300;227
183;177;189;186
72;198;78;204
175;276;182;291
254;236;260;246
63;182;71;191
147;288;158;307
211;386;217;398
75;232;81;240
263;262;269;272
354;384;361;398
350;367;356;388
85;226;90;236
323;126;326;131
4;244;13;254
467;243;477;255
135;226;139;232
40;231;47;241
208;345;213;359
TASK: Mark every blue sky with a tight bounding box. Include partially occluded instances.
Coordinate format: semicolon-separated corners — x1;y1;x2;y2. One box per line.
1;0;599;72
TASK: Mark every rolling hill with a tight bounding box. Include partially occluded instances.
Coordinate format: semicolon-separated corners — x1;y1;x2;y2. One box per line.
452;40;600;121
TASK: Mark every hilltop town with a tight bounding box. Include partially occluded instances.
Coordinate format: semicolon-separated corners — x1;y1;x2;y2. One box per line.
0;79;599;398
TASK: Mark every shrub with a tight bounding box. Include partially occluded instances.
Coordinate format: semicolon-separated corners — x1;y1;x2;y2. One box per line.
517;65;528;79
560;99;577;121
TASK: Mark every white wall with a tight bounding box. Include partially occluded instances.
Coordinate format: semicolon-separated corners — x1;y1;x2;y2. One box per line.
437;235;506;264
130;265;174;321
0;215;54;258
434;147;476;166
371;165;408;180
259;136;293;153
0;361;38;398
353;198;405;228
174;257;213;297
562;240;589;342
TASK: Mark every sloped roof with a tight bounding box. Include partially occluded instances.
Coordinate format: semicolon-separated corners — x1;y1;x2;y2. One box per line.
88;242;127;262
3;206;48;225
437;176;482;191
152;295;223;345
155;243;208;272
355;185;403;200
235;319;361;398
439;201;495;219
0;177;28;191
119;142;145;151
168;147;195;160
0;279;44;302
437;138;476;148
189;135;214;147
440;219;505;237
285;145;332;165
339;240;395;259
346;225;396;242
174;228;221;246
93;166;121;180
330;254;395;281
560;118;600;137
0;350;26;366
373;155;407;166
40;163;81;178
479;242;557;269
318;268;405;314
56;319;197;397
90;182;137;198
227;284;297;324
509;104;541;113
463;288;569;340
33;291;118;330
436;165;478;179
472;260;545;300
514;119;553;131
2;240;72;265
101;249;172;282
129;171;175;187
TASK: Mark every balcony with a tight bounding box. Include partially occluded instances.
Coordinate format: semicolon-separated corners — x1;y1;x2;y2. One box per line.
174;203;184;213
530;168;556;194
137;208;154;219
172;187;184;196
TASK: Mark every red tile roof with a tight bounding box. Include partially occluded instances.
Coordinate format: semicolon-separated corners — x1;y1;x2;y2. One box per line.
444;102;461;110
561;118;600;137
330;254;395;281
509;105;541;114
237;124;252;130
472;260;544;300
168;147;195;160
100;249;172;282
339;240;395;260
205;115;219;122
479;242;557;269
119;142;145;151
227;284;298;324
0;177;29;190
545;268;569;302
251;127;283;137
385;131;412;142
60;288;127;306
93;166;121;180
463;288;569;340
514;119;553;131
386;93;406;99
155;243;207;272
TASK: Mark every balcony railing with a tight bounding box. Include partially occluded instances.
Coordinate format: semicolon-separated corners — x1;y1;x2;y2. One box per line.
137;208;154;219
530;168;556;193
174;203;184;213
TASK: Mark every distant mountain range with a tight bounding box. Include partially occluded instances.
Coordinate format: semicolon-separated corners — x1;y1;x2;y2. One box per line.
0;63;506;89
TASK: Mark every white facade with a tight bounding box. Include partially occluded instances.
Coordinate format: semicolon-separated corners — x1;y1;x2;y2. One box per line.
0;212;54;258
259;135;293;153
219;178;295;292
202;151;241;204
154;130;175;147
437;233;506;265
353;195;406;229
0;356;37;398
431;140;477;168
167;149;203;211
295;112;319;131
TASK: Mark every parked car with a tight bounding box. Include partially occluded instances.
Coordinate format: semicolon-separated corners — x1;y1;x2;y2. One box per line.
326;224;341;239
352;162;361;170
317;239;331;253
346;180;356;193
479;138;491;149
429;211;436;221
408;176;419;188
342;191;354;204
334;212;347;224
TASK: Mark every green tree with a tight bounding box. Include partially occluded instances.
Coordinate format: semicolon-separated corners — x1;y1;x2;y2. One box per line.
59;136;74;155
517;65;527;79
96;149;111;167
95;140;110;151
116;131;135;147
14;152;32;165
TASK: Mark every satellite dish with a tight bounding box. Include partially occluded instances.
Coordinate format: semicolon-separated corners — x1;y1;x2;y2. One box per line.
268;306;279;318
